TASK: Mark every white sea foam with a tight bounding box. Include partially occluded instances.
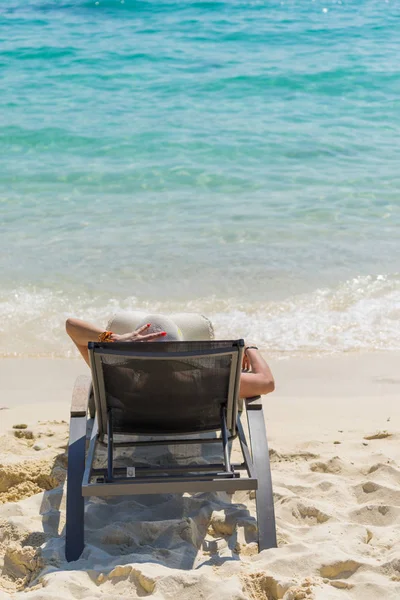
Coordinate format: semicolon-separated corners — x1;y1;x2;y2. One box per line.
1;274;399;358
211;274;400;355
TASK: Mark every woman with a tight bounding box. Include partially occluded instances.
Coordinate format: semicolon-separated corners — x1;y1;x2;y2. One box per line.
65;316;275;399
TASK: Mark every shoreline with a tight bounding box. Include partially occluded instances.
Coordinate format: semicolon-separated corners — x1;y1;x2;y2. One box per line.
1;350;399;438
2;272;400;360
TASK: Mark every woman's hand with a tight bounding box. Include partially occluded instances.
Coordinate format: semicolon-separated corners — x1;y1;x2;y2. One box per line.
242;342;259;371
242;342;251;371
242;354;250;372
111;323;167;343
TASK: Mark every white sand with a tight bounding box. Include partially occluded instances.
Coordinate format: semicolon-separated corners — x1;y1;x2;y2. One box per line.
0;353;399;599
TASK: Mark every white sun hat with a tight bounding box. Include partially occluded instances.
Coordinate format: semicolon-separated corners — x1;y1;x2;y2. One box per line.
106;311;214;341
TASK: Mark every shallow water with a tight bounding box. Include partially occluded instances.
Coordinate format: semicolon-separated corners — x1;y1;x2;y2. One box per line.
1;0;399;356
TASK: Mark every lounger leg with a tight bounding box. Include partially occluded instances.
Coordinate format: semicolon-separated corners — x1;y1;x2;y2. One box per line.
106;410;114;483
220;406;233;475
65;414;87;562
246;399;277;551
88;382;95;419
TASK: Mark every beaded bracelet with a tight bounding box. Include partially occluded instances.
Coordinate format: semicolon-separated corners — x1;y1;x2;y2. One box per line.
98;330;114;342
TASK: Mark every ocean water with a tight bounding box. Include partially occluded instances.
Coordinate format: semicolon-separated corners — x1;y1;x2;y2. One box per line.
1;0;399;357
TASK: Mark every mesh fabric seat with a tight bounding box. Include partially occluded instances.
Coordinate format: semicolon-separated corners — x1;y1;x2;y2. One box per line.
97;341;236;434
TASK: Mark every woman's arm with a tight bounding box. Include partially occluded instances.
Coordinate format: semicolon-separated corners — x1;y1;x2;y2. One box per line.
65;318;165;366
239;346;275;398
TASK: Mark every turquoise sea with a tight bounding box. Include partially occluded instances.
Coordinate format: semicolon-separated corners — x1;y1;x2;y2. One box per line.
1;0;399;357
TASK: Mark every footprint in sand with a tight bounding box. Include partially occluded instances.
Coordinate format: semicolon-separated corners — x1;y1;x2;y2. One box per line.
310;457;343;474
269;449;319;463
320;559;361;580
349;504;400;526
353;481;400;507
295;503;331;525
364;431;392;440
97;566;156;595
281;499;332;526
0;459;65;504
362;481;379;493
13;430;35;440
367;463;400;483
242;572;317;600
0;521;46;592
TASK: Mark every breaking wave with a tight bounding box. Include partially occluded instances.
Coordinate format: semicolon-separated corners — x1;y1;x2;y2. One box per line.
1;274;399;358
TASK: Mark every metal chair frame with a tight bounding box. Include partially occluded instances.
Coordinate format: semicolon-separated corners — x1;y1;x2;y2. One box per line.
65;340;277;562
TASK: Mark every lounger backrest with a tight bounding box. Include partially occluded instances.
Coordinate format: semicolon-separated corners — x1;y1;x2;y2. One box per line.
88;340;244;437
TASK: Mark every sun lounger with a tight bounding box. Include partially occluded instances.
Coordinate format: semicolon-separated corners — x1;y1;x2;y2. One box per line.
65;339;277;561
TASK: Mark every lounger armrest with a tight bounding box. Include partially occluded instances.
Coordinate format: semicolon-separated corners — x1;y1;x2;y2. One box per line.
245;395;262;410
71;375;92;417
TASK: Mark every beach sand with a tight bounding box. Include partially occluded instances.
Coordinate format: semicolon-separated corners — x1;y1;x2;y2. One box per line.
0;353;399;599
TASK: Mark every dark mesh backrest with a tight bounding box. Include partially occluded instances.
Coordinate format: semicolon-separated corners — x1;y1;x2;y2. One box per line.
92;341;241;435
